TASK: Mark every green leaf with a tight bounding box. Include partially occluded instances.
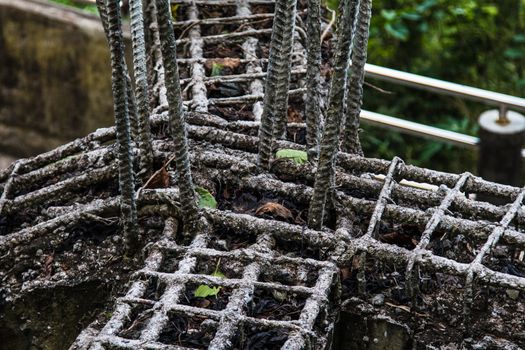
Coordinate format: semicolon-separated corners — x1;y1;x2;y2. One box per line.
275;149;308;164
384;23;409;41
194;285;221;298
380;9;397;21
481;5;498;16
504;48;524;59
513;34;525;43
195;187;217;209
212;270;225;278
194;260;225;298
401;12;421;21
211;63;224;77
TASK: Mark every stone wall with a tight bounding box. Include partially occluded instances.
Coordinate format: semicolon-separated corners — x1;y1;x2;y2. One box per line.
0;0;130;158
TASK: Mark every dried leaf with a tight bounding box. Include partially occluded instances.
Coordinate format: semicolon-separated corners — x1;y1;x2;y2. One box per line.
255;202;293;221
352;255;361;270
43;254;54;277
385;302;428;317
385;302;411;313
222;186;231;199
198;298;211;308
287;107;302;123
146;167;170;189
340;267;351;281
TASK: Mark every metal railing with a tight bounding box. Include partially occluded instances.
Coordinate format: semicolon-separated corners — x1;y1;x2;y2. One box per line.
360;110;479;150
365;64;525;115
359;63;525;156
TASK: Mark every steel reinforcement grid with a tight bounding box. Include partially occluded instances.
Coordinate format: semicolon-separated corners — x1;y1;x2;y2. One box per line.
0;0;524;349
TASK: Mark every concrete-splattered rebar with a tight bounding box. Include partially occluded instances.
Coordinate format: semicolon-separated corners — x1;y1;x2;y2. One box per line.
187;3;208;112
106;0;139;252
307;0;357;230
237;0;265;121
304;0;322;158
96;0;140;140
1;2;525;348
463;186;525;328
70;203;338;349
257;0;297;169
129;0;154;175
156;0;199;231
341;0;372;155
404;172;470;303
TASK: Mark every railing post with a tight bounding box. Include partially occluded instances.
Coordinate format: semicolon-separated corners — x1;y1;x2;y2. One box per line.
478;108;525;203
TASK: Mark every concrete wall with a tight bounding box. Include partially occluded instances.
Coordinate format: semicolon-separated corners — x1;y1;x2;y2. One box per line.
0;0;129;158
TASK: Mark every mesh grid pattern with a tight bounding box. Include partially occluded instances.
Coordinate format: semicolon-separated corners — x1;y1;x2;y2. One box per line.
0;0;524;348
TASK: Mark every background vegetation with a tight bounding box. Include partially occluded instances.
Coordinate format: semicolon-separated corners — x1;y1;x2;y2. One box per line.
50;0;98;13
360;0;525;173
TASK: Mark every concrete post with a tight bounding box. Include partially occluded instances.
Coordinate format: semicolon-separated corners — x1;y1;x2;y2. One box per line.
478;109;525;203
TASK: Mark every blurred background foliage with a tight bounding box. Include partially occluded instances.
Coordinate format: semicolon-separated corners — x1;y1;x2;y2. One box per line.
50;0;98;13
49;0;525;173
358;0;525;173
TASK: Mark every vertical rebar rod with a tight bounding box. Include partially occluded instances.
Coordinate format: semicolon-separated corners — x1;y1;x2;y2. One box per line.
341;0;372;155
155;0;200;232
307;0;357;230
257;0;297;169
105;0;139;252
237;0;264;121
96;0;140;142
130;0;154;176
304;0;322;158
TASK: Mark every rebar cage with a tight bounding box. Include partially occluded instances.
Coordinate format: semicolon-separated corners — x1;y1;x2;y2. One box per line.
1;0;525;349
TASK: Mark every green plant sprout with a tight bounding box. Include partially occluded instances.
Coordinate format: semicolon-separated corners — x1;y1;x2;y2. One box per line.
194;259;224;298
